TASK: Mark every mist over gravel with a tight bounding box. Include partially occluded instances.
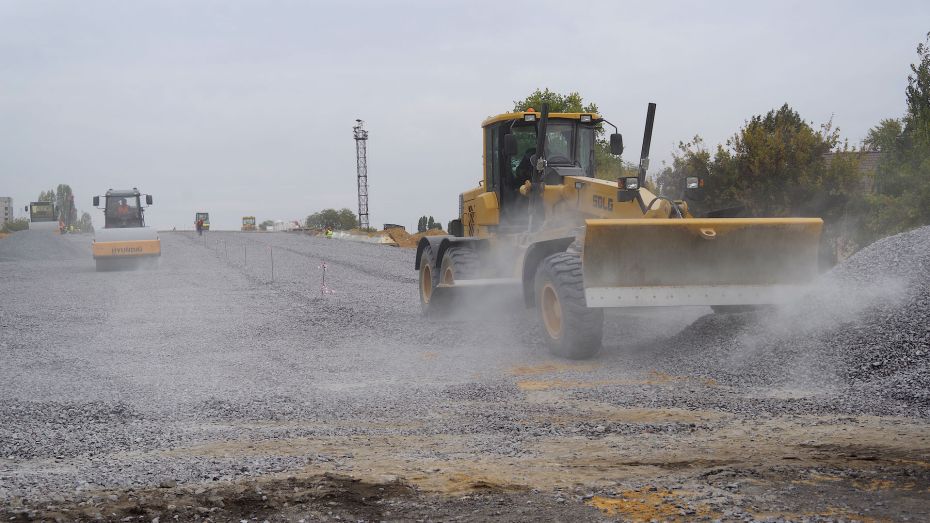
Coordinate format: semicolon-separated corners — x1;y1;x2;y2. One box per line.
1;227;928;511
615;225;930;416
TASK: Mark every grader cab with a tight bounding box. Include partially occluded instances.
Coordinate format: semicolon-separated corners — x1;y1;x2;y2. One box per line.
415;104;822;359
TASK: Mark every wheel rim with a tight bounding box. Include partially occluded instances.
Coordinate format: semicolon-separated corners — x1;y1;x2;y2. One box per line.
442;266;454;285
541;283;563;340
420;264;433;304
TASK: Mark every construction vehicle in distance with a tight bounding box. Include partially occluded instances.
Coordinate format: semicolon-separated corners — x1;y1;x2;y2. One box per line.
195;212;210;231
24;201;59;232
91;188;160;271
241;216;256;231
416;103;823;359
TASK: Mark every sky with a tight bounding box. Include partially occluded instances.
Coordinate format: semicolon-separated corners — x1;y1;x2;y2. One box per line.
1;0;927;231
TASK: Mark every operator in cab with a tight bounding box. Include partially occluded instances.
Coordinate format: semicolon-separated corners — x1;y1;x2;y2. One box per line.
116;198;130;218
512;147;535;189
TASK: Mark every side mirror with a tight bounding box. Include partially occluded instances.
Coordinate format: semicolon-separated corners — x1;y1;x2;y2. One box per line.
617;176;639;202
609;133;624;155
503;134;517;156
685;176;705;200
93;196;99;207
25;205;29;212
146;195;153;205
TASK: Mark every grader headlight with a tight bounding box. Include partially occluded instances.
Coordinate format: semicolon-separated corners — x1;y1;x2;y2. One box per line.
617;176;640;203
685;176;706;200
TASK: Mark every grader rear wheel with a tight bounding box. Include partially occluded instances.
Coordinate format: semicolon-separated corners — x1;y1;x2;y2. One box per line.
418;246;440;315
439;246;478;285
534;252;603;359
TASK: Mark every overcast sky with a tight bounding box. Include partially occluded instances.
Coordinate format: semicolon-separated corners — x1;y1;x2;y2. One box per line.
1;0;927;230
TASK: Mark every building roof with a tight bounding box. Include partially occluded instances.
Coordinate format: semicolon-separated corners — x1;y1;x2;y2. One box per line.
822;151;883;175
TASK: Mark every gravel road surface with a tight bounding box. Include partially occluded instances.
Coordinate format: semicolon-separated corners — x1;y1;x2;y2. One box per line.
1;229;928;522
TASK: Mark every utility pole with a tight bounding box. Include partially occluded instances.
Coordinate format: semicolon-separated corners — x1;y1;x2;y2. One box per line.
353;119;370;230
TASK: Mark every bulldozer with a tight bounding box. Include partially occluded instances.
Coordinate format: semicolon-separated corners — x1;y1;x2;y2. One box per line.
415;103;823;359
241;216;257;231
91;188;160;271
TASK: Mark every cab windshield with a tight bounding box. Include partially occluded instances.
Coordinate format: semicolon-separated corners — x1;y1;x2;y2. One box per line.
507;120;596;177
544;122;574;165
105;196;142;228
30;203;55;222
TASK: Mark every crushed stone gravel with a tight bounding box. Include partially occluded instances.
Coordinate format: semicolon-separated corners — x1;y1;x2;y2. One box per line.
1;226;928;519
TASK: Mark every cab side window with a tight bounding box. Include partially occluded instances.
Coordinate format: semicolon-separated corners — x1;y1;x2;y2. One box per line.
485;125;501;194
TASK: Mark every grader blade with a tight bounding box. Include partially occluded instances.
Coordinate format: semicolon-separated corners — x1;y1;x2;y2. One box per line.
582;218;823;307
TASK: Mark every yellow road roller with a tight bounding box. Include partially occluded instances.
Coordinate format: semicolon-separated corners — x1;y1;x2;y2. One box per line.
91;188;160;271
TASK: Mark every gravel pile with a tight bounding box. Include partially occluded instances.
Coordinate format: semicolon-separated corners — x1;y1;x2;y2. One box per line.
650;226;930;415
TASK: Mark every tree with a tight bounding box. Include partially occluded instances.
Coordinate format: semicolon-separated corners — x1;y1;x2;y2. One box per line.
724;105;844;216
56;185;77;226
78;212;93;233
258;220;275;231
857;32;930;244
656;104;864;263
905;32;930;146
863;119;903;152
37;189;55;202
417;216;427;233
37;185;81;227
338;208;358;229
427;216;436;229
305;208;358;230
512;89;638;181
657;106;860;216
655;136;713;201
513;88;598;114
1;218;29;232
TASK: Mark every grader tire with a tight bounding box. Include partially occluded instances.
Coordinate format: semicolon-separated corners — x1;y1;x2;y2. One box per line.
439;246;478;284
418;245;441;316
534;252;603;359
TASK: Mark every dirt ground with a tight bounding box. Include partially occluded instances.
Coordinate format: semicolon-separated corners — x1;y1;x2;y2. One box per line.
7;395;929;521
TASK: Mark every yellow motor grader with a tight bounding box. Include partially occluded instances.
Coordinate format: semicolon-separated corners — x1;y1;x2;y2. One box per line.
415;103;822;359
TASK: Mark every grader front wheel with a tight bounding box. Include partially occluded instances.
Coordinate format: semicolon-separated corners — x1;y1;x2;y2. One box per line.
534;252;603;359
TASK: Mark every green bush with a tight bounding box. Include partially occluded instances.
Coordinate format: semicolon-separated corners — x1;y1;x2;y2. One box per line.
2;218;30;232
